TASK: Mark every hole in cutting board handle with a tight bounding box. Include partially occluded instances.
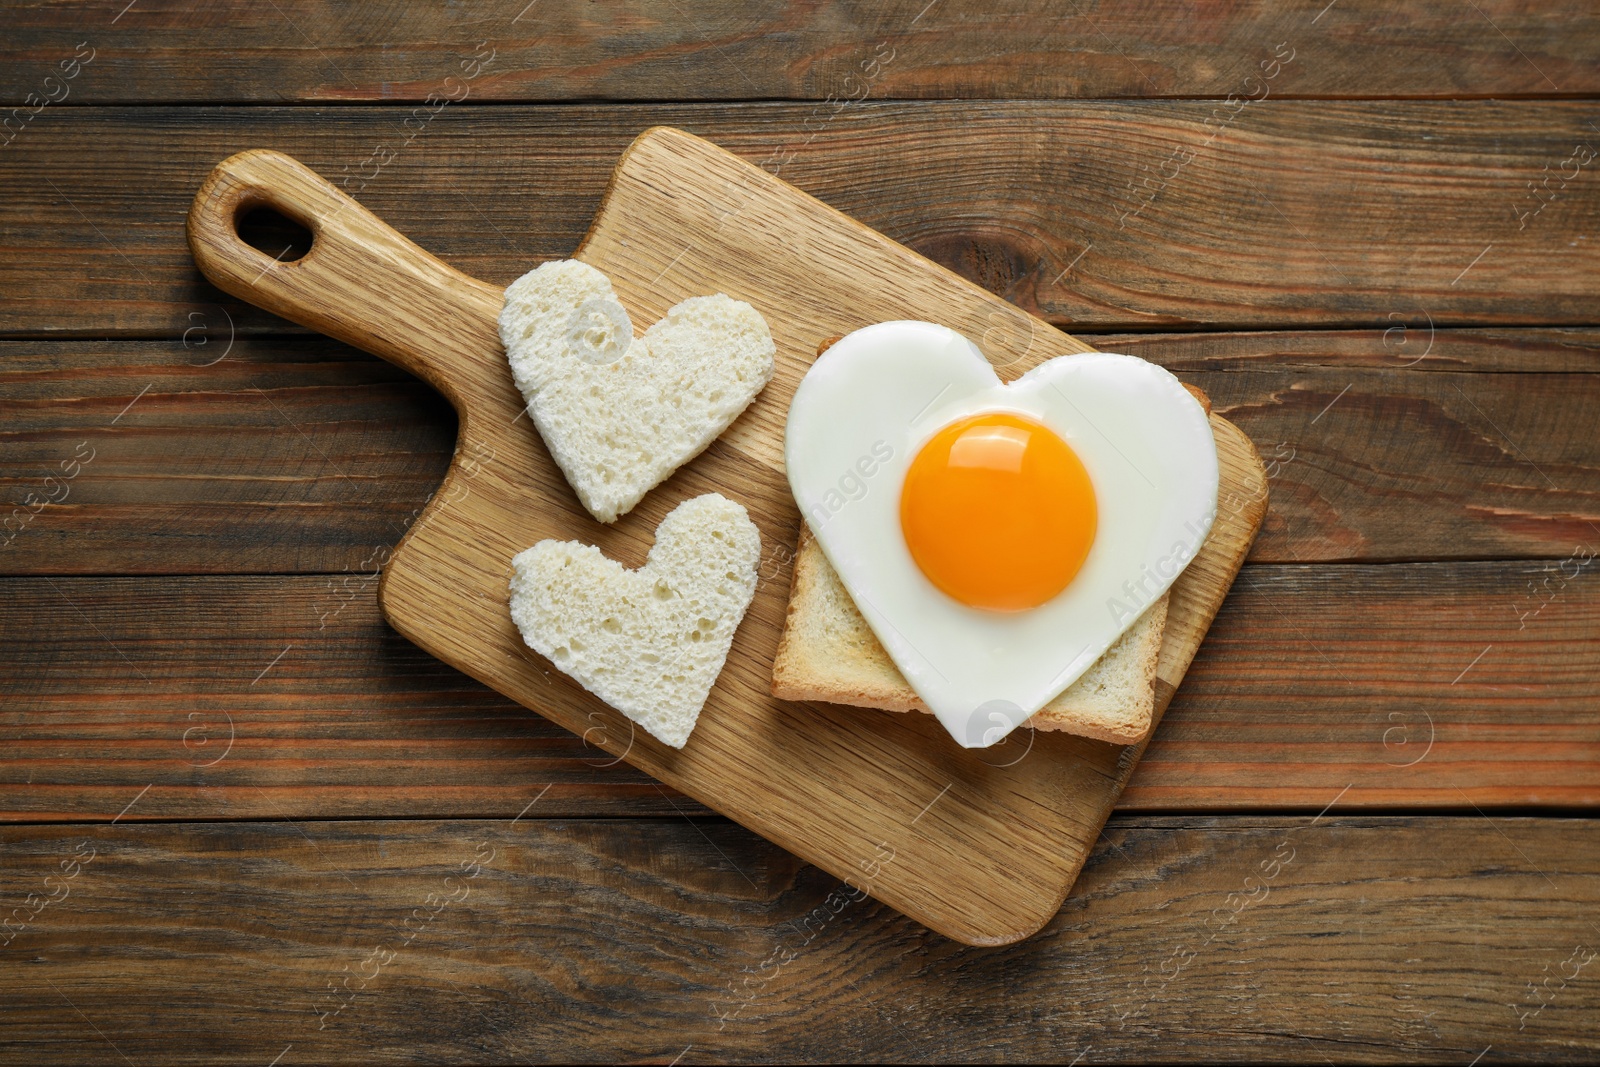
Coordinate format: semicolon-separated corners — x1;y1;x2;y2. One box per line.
235;205;313;264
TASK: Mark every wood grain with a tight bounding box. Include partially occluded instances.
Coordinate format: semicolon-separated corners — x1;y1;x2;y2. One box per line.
0;337;456;574
4;103;1599;336
2;816;1596;1063
1188;369;1600;565
5;557;1595;821
178;132;1263;945
1104;327;1600;375
3;0;1597;103
1135;559;1600;809
5;331;1597;575
1;0;1594;1057
0;573;693;822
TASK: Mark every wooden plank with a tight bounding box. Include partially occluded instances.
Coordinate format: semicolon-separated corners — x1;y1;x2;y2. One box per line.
1;815;1595;1062
0;337;457;574
3;0;1597;103
2;103;1598;336
1185;369;1600;565
1103;327;1600;375
4;561;1595;821
5;332;1595;574
1134;560;1600;809
0;572;693;822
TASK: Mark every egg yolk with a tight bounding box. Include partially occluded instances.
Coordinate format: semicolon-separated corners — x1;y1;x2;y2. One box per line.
900;412;1096;612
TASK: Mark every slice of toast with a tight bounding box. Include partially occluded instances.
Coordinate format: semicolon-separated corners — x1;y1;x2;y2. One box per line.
771;524;1167;744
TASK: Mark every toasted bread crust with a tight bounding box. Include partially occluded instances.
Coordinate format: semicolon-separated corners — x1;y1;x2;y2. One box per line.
771;525;1166;745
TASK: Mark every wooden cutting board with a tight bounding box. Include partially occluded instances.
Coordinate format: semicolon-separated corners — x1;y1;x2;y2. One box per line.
187;127;1267;946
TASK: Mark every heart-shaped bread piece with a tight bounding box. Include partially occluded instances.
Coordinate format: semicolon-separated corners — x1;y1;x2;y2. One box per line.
784;321;1218;748
508;493;761;749
499;260;775;523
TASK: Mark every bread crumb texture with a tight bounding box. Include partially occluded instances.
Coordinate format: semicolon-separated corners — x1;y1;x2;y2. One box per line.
510;494;761;749
499;260;775;523
772;525;1166;744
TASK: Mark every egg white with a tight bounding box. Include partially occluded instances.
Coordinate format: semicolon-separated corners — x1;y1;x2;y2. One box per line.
784;321;1219;748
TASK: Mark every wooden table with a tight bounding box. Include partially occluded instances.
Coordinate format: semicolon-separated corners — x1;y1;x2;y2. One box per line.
3;3;1597;1062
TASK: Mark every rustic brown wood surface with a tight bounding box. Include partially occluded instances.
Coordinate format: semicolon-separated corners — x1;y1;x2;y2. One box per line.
3;332;1597;575
176;134;1265;945
3;0;1597;1058
2;816;1597;1063
4;557;1594;821
3;0;1597;102
4;104;1600;337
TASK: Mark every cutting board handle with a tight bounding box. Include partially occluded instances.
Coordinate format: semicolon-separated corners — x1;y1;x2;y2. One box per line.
186;149;506;409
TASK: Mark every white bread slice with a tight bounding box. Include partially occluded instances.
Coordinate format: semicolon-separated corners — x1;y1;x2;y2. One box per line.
499;260;776;523
509;494;761;749
771;525;1167;744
